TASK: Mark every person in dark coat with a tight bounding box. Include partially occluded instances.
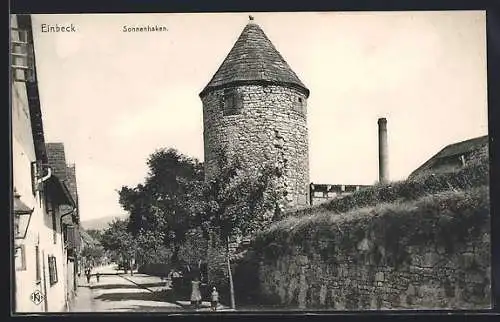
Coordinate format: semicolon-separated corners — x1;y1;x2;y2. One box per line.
86;269;91;284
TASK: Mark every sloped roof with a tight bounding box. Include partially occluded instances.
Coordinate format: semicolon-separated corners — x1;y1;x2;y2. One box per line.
16;15;47;164
200;20;309;97
45;175;76;208
409;135;489;177
46;143;67;180
432;135;489;159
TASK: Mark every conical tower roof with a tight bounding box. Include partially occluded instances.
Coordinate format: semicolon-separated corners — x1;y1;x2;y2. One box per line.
200;19;309;98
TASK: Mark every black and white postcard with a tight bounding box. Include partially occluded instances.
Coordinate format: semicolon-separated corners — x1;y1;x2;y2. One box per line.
10;11;491;313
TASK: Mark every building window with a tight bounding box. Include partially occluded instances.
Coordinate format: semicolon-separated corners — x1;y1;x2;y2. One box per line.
223;88;242;116
45;196;59;244
294;96;305;115
48;255;58;285
10;27;35;83
52;211;57;245
15;245;26;271
31;161;40;196
62;224;67;245
47;200;58;244
65;225;76;250
35;245;41;283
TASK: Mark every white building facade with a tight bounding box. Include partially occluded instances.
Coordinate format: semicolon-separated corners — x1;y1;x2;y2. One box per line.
12;14;77;313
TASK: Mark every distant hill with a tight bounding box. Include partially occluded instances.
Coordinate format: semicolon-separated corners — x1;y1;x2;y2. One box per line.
80;214;128;231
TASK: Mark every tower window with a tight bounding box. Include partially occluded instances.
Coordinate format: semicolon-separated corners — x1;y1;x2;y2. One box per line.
295;96;305;115
223;88;242;116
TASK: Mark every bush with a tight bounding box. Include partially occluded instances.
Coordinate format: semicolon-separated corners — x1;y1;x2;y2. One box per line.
252;185;489;271
251;151;490;257
288;150;489;219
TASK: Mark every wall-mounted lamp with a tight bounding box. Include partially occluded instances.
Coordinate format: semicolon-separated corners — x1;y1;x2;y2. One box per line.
14;190;34;239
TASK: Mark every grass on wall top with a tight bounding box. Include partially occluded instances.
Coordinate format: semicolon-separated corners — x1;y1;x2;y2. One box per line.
251;147;490;263
289;146;489;219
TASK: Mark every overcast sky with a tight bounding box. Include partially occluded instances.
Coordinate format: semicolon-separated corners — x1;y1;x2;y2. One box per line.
30;11;487;221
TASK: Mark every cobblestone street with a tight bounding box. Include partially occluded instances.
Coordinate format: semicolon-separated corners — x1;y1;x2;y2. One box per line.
70;265;229;312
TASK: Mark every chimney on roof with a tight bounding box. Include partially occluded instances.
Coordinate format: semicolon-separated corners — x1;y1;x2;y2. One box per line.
378;118;389;184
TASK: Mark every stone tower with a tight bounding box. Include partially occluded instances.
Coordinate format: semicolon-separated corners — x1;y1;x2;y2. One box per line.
200;18;310;210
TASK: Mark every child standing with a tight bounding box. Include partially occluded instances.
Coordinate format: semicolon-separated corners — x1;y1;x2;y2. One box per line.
211;287;219;311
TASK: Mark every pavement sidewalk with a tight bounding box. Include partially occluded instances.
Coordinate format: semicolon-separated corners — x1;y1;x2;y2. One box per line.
71;264;234;312
70;275;95;312
121;273;232;312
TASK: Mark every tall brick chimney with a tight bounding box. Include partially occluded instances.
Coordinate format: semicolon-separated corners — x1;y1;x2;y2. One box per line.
378;118;389;184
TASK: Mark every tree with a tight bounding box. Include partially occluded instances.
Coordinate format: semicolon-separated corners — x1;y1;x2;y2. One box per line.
134;228;171;266
81;244;105;268
86;229;103;242
117;148;205;265
195;149;284;309
115;146;284;308
100;218;138;275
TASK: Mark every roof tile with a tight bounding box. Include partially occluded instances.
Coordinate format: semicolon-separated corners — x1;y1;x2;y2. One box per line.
200;21;309;97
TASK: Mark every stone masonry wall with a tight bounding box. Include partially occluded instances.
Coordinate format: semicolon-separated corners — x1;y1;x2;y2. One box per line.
201;84;310;209
235;188;491;310
255;236;490;310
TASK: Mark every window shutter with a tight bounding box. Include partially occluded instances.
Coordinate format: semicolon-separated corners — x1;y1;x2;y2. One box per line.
48;255;58;285
35;246;41;282
66;225;76;249
11;27;35;83
31;161;40;195
52;211;57;245
75;228;81;252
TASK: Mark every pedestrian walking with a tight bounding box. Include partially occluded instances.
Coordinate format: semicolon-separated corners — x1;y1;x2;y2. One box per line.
166;269;174;288
190;276;202;309
96;272;100;283
86;270;91;284
211;287;219;312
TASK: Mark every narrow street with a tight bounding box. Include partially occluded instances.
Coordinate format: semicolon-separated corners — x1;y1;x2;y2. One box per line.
71;264;229;312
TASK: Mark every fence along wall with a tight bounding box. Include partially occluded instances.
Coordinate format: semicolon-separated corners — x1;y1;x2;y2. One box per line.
235;186;491;310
